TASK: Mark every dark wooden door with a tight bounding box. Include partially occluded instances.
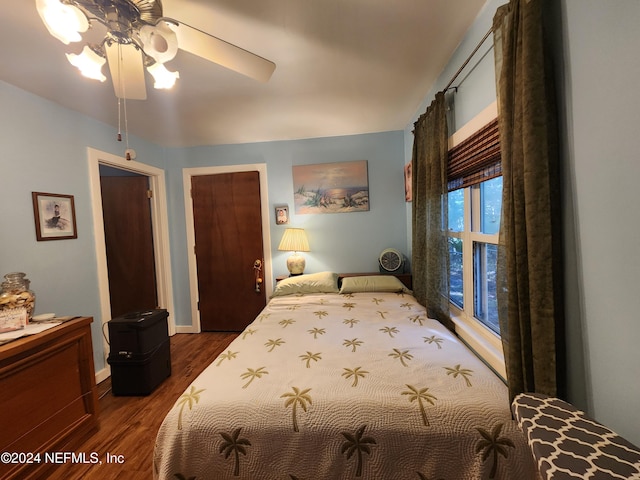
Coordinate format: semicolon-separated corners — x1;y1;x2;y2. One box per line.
192;171;266;331
100;175;158;317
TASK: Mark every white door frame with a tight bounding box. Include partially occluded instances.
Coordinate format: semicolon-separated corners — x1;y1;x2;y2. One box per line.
182;163;273;333
88;147;176;381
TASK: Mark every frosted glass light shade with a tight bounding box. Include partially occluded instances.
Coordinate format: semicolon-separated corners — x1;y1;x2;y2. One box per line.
36;0;88;45
147;63;180;89
140;21;179;64
66;46;106;82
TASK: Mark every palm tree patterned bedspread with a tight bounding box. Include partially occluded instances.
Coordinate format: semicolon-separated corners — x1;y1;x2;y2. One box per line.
153;291;538;480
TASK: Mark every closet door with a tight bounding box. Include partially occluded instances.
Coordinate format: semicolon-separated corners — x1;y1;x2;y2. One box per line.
191;171;266;331
100;175;158;317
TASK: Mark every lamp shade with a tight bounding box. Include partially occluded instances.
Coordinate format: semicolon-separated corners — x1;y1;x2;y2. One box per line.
66;46;106;82
147;63;180;89
36;0;88;45
278;228;310;252
140;21;179;64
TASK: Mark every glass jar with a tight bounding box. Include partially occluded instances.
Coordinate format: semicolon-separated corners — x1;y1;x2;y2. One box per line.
0;272;36;321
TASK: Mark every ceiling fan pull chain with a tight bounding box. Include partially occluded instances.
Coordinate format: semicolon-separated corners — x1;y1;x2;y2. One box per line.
117;43;124;143
123;95;131;160
117;97;122;142
115;42;132;161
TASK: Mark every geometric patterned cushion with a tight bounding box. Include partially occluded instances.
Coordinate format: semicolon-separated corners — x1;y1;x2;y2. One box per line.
512;393;640;480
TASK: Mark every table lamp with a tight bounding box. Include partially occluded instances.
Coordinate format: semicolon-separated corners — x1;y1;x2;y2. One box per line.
278;228;310;276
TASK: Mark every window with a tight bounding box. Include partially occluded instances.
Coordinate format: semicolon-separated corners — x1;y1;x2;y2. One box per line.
448;189;464;310
447;177;501;334
445;107;505;378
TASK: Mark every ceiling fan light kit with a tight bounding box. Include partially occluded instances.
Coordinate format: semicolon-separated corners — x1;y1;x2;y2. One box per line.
36;0;89;44
36;0;276;161
66;44;107;81
139;21;177;62
35;0;276;100
146;61;179;89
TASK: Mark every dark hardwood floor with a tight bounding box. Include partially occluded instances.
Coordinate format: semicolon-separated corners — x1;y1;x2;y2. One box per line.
47;331;237;480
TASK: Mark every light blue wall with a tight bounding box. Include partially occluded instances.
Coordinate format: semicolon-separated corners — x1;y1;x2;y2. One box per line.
557;0;640;444
164;131;408;326
0;81;165;373
404;0;503;253
2;0;638;446
1;79;408;372
403;0;501;158
404;0;640;445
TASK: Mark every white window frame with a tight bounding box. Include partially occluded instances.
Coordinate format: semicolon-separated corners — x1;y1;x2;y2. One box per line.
447;102;505;379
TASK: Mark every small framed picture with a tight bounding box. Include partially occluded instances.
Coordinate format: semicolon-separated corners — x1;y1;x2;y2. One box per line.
404;162;413;202
32;192;78;241
275;205;289;225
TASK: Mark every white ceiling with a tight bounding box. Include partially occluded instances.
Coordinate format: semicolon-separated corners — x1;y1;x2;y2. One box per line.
0;0;488;148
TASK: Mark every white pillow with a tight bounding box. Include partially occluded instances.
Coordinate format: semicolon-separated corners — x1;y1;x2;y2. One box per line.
339;275;409;294
271;271;339;297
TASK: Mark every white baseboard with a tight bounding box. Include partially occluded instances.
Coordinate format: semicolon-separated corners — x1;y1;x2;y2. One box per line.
175;325;200;334
95;366;111;384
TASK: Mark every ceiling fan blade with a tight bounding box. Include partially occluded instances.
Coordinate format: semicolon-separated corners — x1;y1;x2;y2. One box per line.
105;43;147;100
173;22;276;83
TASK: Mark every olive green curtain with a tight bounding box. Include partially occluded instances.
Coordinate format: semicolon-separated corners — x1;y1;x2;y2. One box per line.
411;91;453;331
493;0;565;401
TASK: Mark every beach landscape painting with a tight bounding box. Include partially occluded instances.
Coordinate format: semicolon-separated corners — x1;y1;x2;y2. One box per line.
293;160;369;214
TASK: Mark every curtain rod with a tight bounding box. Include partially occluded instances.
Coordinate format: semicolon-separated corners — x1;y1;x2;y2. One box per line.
444;27;494;92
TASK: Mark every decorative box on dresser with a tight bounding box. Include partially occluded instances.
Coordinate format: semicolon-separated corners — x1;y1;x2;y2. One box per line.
0;317;99;480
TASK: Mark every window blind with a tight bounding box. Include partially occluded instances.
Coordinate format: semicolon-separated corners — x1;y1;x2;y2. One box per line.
447;117;501;191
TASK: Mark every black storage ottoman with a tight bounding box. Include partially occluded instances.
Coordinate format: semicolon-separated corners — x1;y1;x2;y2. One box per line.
107;309;171;396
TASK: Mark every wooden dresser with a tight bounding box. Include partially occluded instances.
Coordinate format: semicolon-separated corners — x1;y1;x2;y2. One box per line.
0;317;99;480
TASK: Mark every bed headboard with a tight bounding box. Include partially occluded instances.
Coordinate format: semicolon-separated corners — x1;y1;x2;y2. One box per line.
338;272;412;290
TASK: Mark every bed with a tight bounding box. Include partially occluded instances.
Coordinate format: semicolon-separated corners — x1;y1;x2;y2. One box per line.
153;272;538;479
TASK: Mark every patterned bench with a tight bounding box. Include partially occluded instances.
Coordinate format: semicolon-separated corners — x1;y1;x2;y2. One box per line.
512;393;640;480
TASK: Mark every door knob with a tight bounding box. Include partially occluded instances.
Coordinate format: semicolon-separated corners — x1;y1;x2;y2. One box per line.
254;259;263;293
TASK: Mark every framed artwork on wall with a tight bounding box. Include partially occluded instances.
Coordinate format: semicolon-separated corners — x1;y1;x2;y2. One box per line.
404;162;412;202
32;192;78;241
292;160;369;214
275;205;289;225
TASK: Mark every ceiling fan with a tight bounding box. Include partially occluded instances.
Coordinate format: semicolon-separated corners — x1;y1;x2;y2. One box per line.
35;0;276;100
